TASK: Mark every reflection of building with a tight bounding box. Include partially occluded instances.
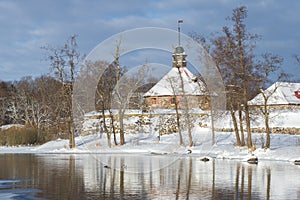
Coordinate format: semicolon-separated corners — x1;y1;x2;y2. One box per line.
248;82;300;110
143;45;209;110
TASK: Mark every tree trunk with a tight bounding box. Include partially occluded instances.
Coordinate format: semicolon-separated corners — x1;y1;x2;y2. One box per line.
245;104;252;148
210;105;215;145
186;158;193;199
237;8;252;149
108;110;118;146
186;111;193;147
177;68;193;147
174;96;183;146
242;63;252;148
68;116;75;148
101;109;111;148
238;107;245;146
230;108;241;146
264;104;271;148
119;110;125;145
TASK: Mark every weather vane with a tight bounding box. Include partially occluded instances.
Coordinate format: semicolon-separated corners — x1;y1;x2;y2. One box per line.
178;19;183;46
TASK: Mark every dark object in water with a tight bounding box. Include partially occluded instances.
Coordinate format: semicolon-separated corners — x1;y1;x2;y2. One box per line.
104;165;110;169
247;156;258;164
294;160;300;165
200;157;209;162
187;149;192;154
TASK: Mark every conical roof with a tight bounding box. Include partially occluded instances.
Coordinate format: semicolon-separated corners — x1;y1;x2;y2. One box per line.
143;67;205;97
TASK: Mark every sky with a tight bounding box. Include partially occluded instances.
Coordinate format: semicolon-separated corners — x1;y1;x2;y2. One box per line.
0;0;299;82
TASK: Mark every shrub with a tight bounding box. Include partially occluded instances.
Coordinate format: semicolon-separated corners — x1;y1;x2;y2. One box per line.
0;126;52;146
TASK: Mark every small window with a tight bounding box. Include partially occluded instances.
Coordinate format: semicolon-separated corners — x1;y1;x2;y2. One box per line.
151;98;157;104
171;97;176;104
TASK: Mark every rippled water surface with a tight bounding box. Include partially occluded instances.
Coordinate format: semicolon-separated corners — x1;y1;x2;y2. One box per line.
0;154;299;199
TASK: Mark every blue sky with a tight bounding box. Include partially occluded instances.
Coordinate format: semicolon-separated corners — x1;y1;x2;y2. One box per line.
0;0;299;82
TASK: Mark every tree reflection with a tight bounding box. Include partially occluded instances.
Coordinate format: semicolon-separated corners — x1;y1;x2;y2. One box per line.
186;157;193;200
0;154;295;199
212;159;215;200
247;165;253;200
110;157;116;199
266;167;271;200
234;162;240;200
119;157;124;200
67;155;76;200
175;158;183;200
241;164;245;199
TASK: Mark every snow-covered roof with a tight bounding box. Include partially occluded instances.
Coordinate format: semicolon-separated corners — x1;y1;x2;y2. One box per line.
248;82;300;105
143;67;206;97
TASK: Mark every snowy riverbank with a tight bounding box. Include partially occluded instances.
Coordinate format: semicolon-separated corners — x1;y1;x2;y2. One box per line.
1;109;300;164
1;128;299;164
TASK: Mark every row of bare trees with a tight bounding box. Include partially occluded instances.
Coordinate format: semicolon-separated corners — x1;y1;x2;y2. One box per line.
0;36;82;146
197;6;294;149
76;40;154;148
0;33;153;147
0;76;66;138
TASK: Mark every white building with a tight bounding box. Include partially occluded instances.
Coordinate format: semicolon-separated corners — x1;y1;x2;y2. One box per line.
248;82;300;109
143;45;209;110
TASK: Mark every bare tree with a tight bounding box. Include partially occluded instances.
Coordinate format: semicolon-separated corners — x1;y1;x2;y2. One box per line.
36;76;64;134
110;39;150;145
254;53;288;148
211;6;259;148
0;81;9;125
166;75;183;146
5;76;63;140
177;67;193;147
211;31;243;146
206;25;243;146
78;60;115;147
113;65;150;145
112;39;126;145
6;84;22;124
164;66;197;147
96;61;117;147
42;35;82;148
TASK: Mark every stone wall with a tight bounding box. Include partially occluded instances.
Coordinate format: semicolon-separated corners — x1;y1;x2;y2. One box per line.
144;95;210;110
82;112;209;136
249;104;300;110
215;127;300;135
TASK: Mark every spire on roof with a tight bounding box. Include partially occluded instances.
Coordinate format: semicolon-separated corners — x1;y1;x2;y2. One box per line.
173;19;186;68
178;19;183;46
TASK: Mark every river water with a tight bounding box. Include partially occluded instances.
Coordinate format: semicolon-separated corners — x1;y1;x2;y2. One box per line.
0;154;299;199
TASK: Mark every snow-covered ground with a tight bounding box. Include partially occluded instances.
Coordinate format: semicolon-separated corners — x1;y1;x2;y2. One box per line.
1;110;300;164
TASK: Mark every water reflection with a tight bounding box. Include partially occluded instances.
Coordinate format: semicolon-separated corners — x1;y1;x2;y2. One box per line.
0;154;299;199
